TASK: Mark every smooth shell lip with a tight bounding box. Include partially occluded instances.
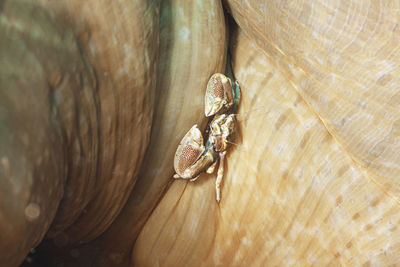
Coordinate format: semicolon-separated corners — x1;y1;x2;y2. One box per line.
174;124;205;177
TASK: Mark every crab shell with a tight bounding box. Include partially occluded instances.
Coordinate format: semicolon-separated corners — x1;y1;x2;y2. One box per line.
205;73;234;117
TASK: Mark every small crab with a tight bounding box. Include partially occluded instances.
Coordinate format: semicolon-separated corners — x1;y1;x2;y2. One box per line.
173;73;240;202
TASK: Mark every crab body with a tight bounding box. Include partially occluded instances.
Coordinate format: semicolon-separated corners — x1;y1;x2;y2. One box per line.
208;113;237;152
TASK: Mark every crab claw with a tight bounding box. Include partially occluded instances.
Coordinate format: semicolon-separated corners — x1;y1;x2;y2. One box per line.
205;73;234;117
173;125;205;179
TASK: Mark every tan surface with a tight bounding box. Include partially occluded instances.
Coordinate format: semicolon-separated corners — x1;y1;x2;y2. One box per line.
0;1;92;265
225;0;400;202
4;0;400;265
57;1;228;266
33;0;160;244
132;29;400;266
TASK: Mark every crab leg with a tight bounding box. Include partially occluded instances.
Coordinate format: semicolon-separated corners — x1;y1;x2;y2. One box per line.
206;158;218;174
215;151;226;203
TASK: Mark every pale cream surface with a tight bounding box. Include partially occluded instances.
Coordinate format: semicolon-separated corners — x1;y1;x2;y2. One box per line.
132;30;400;266
226;0;400;203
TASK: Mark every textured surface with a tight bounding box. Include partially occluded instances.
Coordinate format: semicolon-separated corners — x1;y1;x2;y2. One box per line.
132;28;400;266
35;1;228;266
225;0;400;202
91;1;227;266
33;0;160;244
0;1;92;265
4;0;400;265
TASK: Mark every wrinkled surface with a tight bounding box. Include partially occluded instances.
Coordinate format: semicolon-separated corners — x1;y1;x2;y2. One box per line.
0;1;92;265
4;0;400;266
33;0;160;244
89;1;227;266
133;28;400;266
225;0;400;202
33;1;227;266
